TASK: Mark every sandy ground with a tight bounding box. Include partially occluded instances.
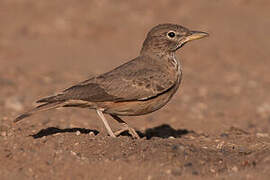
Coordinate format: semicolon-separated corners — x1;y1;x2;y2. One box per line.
1;0;270;179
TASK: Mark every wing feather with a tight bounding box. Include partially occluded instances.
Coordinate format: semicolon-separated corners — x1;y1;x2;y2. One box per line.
54;56;178;102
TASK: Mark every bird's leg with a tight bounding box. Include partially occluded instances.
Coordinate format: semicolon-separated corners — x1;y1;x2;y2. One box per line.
96;110;116;137
110;114;140;139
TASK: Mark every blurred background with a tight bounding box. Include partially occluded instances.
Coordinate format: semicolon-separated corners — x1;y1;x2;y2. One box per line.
0;0;270;135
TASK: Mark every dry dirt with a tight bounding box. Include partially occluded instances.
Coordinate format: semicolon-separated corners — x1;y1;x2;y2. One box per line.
1;0;270;179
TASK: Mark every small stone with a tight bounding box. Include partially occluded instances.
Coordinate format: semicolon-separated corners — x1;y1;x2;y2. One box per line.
41;136;47;140
76;131;81;136
256;133;269;138
217;141;225;149
70;151;77;156
165;169;172;174
232;166;238;172
1;131;7;137
219;160;223;164
7;132;14;137
89;131;95;136
2;117;8;121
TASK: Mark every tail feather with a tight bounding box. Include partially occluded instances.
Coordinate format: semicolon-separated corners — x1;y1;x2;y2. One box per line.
36;93;64;103
14;101;64;123
36;96;56;103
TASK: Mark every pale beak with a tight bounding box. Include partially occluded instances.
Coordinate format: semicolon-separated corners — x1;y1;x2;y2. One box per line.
175;30;209;50
183;31;209;43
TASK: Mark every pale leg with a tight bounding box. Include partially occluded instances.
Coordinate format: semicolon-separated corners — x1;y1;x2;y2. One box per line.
96;110;116;137
110;114;140;139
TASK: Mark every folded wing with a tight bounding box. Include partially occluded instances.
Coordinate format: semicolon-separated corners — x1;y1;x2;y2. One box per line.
37;56;178;103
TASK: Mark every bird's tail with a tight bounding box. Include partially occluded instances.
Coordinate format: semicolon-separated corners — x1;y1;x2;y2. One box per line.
13;101;64;123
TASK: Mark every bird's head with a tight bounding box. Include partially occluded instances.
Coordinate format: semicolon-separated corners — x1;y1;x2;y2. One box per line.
140;24;208;56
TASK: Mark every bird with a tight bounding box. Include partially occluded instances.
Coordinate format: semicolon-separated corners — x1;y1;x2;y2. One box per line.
14;23;208;139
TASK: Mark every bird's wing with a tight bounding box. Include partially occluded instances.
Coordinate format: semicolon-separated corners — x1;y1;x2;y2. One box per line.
51;56;178;102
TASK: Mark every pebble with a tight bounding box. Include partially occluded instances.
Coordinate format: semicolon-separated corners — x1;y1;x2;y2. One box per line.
2;117;8;121
165;169;172;174
231;166;238;172
7;131;14;137
0;131;7;137
217;141;225;149
89;131;95;136
53;133;61;136
70;151;77;156
256;133;269;138
76;131;81;136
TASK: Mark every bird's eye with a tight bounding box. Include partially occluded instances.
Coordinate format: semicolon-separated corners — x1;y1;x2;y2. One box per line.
167;31;176;38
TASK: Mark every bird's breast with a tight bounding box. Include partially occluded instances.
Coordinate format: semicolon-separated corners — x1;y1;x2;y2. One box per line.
167;54;182;96
167;54;182;83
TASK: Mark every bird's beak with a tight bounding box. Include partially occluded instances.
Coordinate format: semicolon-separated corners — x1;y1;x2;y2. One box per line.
175;30;209;50
175;31;209;50
183;31;209;43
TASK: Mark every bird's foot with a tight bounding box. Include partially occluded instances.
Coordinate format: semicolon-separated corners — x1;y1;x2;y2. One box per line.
114;126;140;139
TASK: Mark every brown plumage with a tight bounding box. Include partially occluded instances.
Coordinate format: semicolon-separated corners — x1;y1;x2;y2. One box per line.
14;23;208;139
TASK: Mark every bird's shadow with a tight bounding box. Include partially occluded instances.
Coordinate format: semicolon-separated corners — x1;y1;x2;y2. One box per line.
138;124;191;139
31;127;99;139
31;124;192;140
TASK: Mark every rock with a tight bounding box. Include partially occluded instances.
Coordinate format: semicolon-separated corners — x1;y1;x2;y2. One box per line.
76;130;81;136
256;133;269;138
231;166;238;172
0;131;7;137
89;131;95;136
